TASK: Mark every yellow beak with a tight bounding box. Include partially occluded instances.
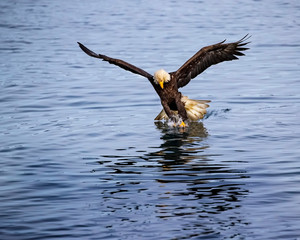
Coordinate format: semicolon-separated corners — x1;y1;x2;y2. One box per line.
159;81;164;89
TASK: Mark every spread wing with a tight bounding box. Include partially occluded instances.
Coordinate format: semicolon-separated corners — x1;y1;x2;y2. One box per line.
173;35;250;88
78;42;153;80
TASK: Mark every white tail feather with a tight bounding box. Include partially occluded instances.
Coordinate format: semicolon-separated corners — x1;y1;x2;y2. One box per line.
154;96;210;121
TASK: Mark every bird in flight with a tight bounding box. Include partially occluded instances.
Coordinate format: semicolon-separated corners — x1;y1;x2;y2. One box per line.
78;35;250;127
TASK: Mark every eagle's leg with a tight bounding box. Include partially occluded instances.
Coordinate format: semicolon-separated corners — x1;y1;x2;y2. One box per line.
161;101;177;123
161;99;187;127
175;96;188;127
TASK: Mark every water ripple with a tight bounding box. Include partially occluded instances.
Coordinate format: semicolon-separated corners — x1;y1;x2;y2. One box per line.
1;0;300;239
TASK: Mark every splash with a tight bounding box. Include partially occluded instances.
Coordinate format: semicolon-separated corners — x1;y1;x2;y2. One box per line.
166;117;189;128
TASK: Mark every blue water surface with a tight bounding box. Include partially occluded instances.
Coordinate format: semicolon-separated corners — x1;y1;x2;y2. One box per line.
1;0;300;239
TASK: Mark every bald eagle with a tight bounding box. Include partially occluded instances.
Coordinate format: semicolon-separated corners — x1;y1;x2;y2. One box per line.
78;35;250;127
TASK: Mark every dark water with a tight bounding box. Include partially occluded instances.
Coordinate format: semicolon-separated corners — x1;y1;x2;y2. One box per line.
1;0;300;239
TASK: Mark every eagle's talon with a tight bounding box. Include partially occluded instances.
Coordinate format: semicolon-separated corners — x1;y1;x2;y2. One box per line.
179;121;186;128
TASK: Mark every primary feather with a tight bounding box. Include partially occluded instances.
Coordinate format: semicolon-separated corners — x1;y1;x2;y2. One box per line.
173;34;250;88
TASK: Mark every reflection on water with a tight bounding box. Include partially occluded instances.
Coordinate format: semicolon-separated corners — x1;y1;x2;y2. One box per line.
99;122;250;239
150;121;209;172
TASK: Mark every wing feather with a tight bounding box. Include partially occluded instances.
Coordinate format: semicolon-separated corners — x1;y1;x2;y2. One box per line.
78;42;153;80
174;35;250;88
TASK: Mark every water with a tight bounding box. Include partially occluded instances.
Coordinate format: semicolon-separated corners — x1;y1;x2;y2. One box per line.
1;0;300;239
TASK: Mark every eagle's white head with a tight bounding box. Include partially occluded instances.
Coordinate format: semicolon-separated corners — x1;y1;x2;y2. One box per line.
154;69;171;89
